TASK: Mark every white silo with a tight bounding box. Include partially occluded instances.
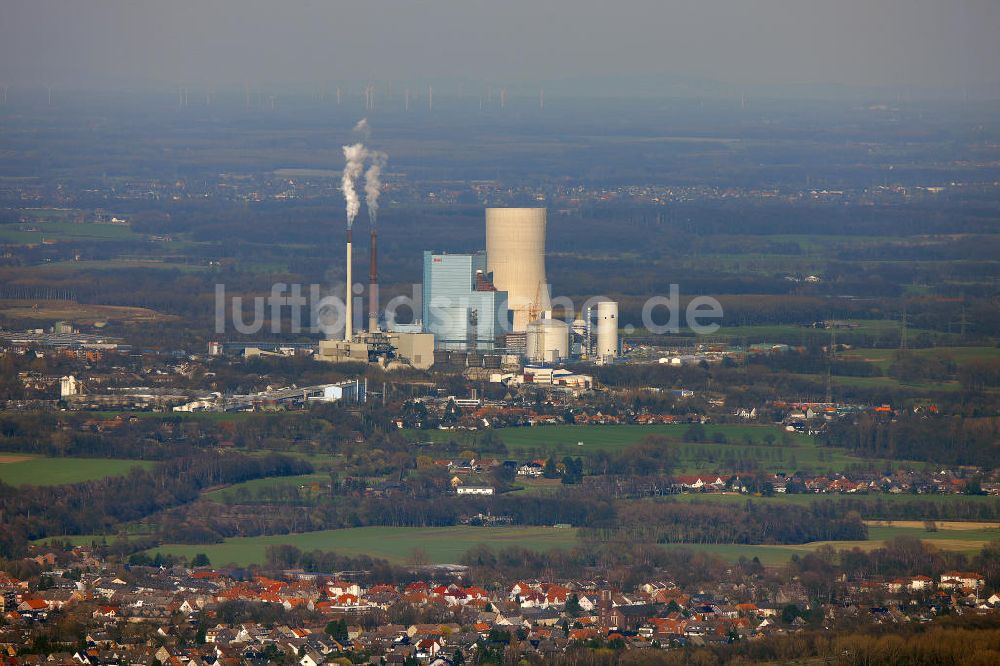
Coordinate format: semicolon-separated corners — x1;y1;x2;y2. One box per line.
485;207;551;333
596;301;618;365
60;375;79;398
570;318;587;356
526;317;570;363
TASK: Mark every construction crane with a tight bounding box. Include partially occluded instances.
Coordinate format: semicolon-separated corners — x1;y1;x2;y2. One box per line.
527;282;543;323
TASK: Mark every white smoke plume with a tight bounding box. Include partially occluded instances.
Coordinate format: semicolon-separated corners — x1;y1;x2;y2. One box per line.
341;142;368;227
365;151;387;227
352;117;370;138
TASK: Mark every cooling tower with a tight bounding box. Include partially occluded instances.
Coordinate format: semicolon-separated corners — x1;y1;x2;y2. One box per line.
596;300;618;365
485;207;551;333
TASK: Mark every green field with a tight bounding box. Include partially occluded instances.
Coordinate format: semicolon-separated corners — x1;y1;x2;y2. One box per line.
659;526;997;566
841;346;1000;370
36;259;208;273
657;524;1000;566
0;221;140;244
789;347;1000;394
149;526;581;567
785;372;963;393
410;423;811;450
408;424;890;474
145;523;1000;568
0;455;153;486
204;473;331;503
622;319;962;347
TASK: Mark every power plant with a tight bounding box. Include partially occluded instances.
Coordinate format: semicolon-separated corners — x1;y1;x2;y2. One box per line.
328;133;616;372
320;223;434;370
417;206;617;368
220;200;618;374
330;120;614;369
320;128;436;370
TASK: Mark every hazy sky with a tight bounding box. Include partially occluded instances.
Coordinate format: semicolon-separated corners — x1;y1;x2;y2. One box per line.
2;0;998;95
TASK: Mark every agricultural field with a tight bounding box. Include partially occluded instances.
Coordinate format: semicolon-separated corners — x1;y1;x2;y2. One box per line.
410;423;811;450
203;473;331;503
0;220;140;244
816;374;962;392
840;346;1000;370
145;523;1000;568
624;319;927;342
0;299;169;324
658;524;999;566
623;319;968;349
407;424;897;475
35;259;209;273
148;526;580;567
0;454;153;486
512;477;567;496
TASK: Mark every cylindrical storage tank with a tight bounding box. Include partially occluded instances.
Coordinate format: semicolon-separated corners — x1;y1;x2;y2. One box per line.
570;318;587;357
526;318;569;363
485;208;550;333
596;301;618;365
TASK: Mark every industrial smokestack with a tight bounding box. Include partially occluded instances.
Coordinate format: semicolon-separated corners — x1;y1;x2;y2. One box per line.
369;229;379;332
345;228;353;341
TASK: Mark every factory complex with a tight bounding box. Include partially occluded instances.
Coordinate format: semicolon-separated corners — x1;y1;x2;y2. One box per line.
232;207;619;375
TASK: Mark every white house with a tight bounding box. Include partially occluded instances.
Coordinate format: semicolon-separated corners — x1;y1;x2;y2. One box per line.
939;571;985;591
328;580;362;597
456;486;494;496
518;463;543;477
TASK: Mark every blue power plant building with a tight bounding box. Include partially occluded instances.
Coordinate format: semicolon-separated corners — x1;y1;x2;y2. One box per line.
422;251;510;351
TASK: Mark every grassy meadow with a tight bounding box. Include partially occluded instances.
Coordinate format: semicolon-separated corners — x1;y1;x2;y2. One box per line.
143;523;999;568
658;525;998;566
0;220;140;245
203;473;331;503
0;454;153;486
149;526;580;567
407;423;899;475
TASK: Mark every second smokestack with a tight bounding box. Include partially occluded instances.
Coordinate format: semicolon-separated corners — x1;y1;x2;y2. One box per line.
369;229;379;332
345;228;353;341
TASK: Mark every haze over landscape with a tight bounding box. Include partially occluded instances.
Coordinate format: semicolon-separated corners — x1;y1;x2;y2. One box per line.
2;0;999;96
1;3;1000;665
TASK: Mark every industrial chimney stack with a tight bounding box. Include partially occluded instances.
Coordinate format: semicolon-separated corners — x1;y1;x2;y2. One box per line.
369;229;379;332
344;228;353;341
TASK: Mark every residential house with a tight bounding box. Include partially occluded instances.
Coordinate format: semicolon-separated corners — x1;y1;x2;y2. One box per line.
939;572;985;592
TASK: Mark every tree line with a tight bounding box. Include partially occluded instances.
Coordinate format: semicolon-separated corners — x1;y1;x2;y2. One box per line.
823;412;1000;467
0;452;311;557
